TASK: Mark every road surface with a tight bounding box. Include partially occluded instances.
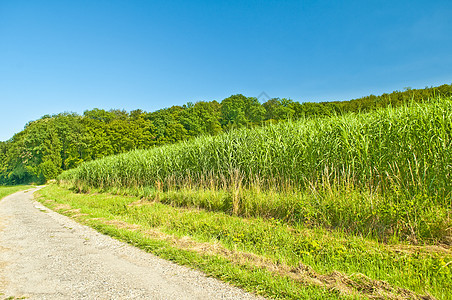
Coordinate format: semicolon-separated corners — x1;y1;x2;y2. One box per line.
0;188;262;299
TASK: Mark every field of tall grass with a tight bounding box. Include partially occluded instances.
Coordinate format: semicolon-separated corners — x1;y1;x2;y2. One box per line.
58;97;452;243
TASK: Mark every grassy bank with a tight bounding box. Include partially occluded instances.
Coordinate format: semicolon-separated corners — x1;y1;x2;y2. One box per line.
58;98;452;243
53;97;452;297
37;185;451;299
0;185;33;200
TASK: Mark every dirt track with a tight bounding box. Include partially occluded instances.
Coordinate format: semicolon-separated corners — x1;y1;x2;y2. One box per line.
0;188;262;299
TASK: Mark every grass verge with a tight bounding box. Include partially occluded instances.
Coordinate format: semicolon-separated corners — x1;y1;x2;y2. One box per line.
36;185;451;299
0;185;34;200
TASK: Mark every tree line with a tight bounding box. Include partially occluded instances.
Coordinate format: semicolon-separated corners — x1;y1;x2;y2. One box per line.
1;84;451;185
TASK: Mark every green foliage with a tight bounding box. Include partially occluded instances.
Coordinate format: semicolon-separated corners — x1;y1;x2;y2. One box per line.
220;94;265;127
262;98;295;120
2;118;62;184
180;101;223;136
38;160;60;181
2;83;452;185
58;97;452;242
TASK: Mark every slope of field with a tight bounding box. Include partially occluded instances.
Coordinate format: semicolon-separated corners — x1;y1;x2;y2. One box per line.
59;97;452;243
53;97;452;298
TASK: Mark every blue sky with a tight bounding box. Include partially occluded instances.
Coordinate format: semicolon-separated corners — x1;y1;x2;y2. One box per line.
1;0;451;141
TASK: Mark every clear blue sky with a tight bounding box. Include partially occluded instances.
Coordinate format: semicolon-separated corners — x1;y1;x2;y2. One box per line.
1;0;451;141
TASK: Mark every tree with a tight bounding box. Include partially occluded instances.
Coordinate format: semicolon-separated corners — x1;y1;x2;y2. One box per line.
263;98;295;121
180;101;223;136
220;94;264;128
7;118;63;183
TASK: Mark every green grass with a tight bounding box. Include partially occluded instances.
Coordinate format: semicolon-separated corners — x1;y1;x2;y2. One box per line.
52;97;452;298
59;97;452;243
0;185;33;200
37;185;451;299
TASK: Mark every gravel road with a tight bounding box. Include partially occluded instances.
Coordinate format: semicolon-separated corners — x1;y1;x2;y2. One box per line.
0;188;264;300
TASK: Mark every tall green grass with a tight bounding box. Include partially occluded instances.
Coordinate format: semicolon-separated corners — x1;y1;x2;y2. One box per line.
58;98;452;243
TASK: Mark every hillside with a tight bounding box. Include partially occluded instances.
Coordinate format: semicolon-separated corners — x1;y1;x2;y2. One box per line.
59;96;452;243
1;84;452;185
41;96;452;299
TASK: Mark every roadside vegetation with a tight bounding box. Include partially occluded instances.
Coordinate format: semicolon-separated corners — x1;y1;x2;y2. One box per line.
37;185;450;299
41;96;452;299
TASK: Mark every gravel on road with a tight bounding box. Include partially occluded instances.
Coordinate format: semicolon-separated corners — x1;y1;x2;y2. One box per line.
0;188;264;300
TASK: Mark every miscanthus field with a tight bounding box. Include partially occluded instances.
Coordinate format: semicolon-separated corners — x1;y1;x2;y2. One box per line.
41;97;451;299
